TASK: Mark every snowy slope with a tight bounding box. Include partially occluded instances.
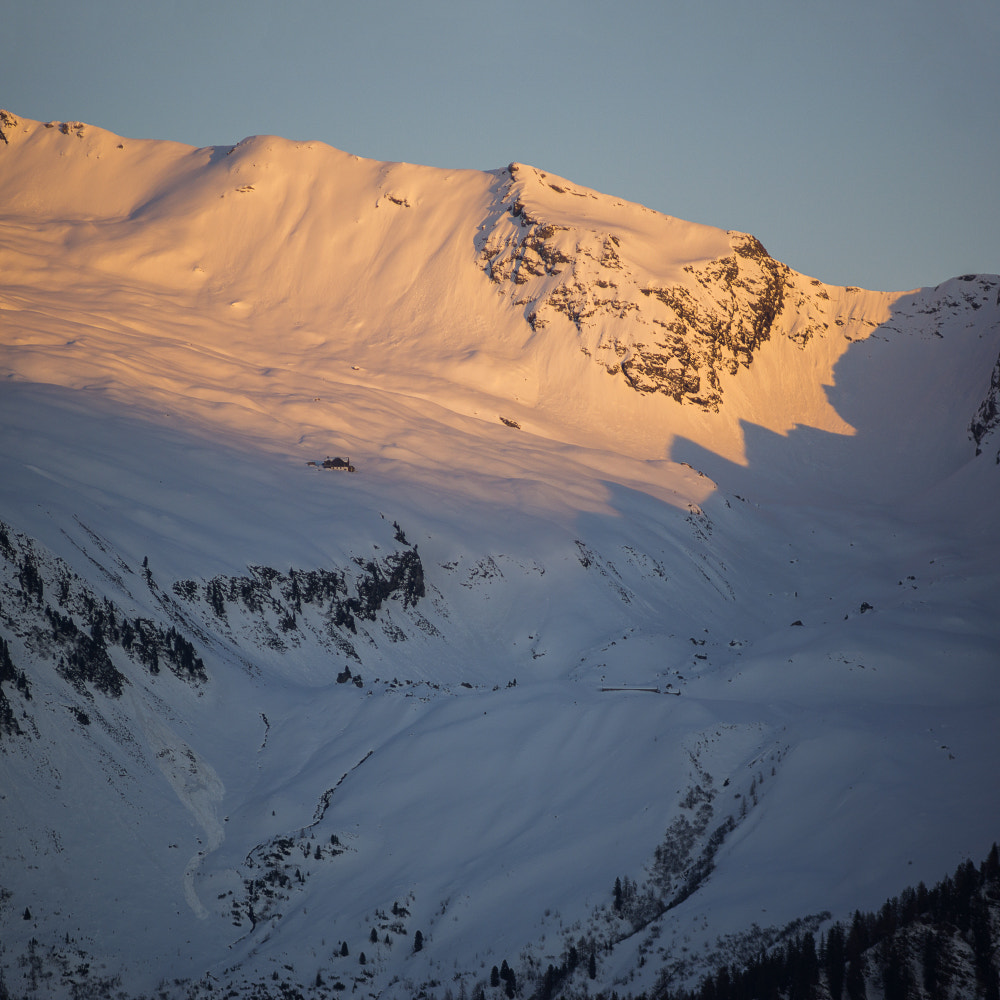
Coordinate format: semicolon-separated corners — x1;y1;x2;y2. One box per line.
0;110;998;1000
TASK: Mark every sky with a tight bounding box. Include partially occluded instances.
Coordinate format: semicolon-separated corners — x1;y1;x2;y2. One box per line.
3;0;997;292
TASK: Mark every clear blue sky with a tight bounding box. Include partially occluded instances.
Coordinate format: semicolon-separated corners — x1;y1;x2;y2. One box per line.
4;0;997;291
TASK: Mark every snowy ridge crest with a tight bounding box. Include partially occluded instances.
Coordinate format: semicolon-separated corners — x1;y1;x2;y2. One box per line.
476;163;856;410
1;111;999;1000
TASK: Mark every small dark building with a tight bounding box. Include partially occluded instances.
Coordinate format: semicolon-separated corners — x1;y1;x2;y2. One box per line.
321;456;355;472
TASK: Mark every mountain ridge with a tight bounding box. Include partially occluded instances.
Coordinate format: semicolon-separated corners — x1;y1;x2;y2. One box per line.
3;108;997;473
0;111;998;1000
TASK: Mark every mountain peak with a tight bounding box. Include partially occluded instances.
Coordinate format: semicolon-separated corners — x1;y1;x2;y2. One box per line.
0;113;998;1000
479;161;865;412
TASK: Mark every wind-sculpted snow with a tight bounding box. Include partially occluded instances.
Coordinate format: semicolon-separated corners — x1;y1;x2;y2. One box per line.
0;112;999;1000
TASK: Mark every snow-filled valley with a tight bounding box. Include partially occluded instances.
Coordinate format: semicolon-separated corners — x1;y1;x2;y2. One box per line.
0;110;998;999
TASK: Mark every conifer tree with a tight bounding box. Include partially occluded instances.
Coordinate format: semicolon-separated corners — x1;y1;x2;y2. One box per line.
825;923;846;1000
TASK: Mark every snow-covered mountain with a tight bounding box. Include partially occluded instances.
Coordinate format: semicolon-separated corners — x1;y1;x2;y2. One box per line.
0;110;998;1000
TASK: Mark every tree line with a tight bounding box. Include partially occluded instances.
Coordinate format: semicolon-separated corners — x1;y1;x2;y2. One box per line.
665;842;1000;1000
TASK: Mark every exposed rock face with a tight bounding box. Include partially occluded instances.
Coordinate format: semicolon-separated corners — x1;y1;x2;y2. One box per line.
0;109;17;144
172;545;426;663
0;514;427;737
970;348;1000;461
0;520;206;721
476;164;834;410
627;235;791;407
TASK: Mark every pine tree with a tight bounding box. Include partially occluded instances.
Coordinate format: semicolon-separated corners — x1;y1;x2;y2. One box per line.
880;937;910;1000
825;923;846;1000
921;928;941;996
982;842;1000;881
845;957;866;1000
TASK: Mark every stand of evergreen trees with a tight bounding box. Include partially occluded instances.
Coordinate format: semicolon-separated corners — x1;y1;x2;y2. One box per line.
665;842;1000;1000
0;635;31;735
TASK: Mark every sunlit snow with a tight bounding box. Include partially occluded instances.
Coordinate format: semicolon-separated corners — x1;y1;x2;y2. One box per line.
0;111;997;999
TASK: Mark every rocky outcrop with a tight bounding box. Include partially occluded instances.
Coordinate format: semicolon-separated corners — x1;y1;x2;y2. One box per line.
0;520;207;731
970;348;1000;461
477;166;831;410
0;512;429;733
172;541;426;665
0;109;17;144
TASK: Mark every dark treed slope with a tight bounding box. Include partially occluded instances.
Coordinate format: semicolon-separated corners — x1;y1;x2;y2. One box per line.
669;844;1000;1000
